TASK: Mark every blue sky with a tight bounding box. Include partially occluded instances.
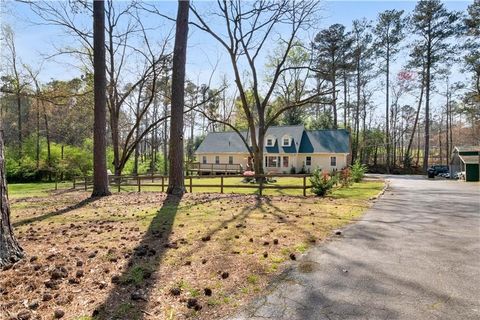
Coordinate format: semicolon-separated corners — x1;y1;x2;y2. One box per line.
2;0;473;121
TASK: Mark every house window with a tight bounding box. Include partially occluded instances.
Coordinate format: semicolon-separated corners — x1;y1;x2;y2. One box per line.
266;138;274;147
330;156;337;166
283;156;289;168
282;136;291;147
215;156;220;164
266;156;278;167
306;156;312;166
202;156;207;164
229;156;233;165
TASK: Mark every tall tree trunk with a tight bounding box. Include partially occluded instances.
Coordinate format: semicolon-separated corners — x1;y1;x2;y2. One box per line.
0;129;24;267
91;0;111;197
416;124;421;167
445;81;451;164
16;93;22;158
36;98;40;169
385;49;390;173
439;115;443;165
163;102;168;175
167;0;189;195
423;41;432;171
343;71;348;128
405;70;425;167
133;99;140;176
352;58;361;165
332;64;337;129
42;101;51;180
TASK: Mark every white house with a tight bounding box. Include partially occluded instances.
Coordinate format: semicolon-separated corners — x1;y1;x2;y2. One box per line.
193;125;351;174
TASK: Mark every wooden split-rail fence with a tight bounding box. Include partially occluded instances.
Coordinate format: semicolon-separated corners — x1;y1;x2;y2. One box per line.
73;174;313;196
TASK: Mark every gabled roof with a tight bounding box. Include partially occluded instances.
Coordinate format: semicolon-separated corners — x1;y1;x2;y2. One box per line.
454;146;480;155
300;130;350;153
195;131;249;153
195;125;350;154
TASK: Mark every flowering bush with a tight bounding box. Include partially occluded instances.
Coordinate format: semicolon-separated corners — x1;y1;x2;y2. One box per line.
243;171;255;177
339;167;352;187
310;169;338;197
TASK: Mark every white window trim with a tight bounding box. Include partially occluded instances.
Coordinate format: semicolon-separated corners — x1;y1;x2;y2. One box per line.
265;135;276;147
330;156;337;167
281;135;291;147
305;156;312;166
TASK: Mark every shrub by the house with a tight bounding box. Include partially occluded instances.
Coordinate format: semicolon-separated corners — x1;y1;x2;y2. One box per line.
339;167;352;187
351;160;367;182
310;169;338;196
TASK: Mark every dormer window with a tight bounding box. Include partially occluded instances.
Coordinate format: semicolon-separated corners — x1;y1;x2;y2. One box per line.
265;135;275;147
282;135;291;147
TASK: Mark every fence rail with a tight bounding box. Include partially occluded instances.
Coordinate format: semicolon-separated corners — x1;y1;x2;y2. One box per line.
188;162;243;174
73;173;313;196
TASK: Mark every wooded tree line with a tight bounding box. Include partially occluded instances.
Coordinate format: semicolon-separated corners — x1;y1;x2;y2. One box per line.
1;0;478;182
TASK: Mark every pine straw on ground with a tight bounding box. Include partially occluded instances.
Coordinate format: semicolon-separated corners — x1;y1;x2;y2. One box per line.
1;182;382;320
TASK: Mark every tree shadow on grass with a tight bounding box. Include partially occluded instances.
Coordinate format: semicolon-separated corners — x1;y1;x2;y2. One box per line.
13;197;98;228
93;193;182;320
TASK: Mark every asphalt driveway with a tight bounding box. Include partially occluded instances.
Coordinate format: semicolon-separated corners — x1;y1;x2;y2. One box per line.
229;176;480;320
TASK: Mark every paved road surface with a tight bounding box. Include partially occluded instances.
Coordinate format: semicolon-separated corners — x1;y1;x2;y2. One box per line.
229;176;480;320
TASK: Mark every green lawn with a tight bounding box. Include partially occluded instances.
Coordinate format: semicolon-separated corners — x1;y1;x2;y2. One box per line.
8;177;383;199
8;181;72;199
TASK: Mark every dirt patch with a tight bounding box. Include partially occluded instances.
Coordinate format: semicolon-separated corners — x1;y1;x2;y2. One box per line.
1;186;380;320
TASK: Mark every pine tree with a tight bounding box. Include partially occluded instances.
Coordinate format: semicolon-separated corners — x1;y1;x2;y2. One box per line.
167;0;189;195
313;24;353;129
91;0;111;197
373;9;407;171
411;0;461;171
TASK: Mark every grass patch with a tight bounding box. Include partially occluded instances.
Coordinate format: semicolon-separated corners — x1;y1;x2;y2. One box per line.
120;265;152;285
247;274;259;285
8;182;72;198
294;243;308;253
113;303;141;320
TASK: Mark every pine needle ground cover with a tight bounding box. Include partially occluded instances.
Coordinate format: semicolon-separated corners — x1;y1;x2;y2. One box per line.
2;180;383;320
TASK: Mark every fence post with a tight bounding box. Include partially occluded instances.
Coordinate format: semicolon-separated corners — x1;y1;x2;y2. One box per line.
303;175;306;197
117;176;121;193
161;176;165;192
137;176;141;192
259;176;263;197
84;177;87;191
73;176;76;189
211;163;214;175
221;176;224;194
189;176;193;193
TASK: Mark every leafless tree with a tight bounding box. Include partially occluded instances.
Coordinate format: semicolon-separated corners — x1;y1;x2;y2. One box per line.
190;0;326;175
1;25;28;156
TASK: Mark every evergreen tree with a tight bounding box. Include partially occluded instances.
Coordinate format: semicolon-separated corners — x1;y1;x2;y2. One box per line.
411;0;461;170
373;9;407;171
313;24;353;129
91;0;111;197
